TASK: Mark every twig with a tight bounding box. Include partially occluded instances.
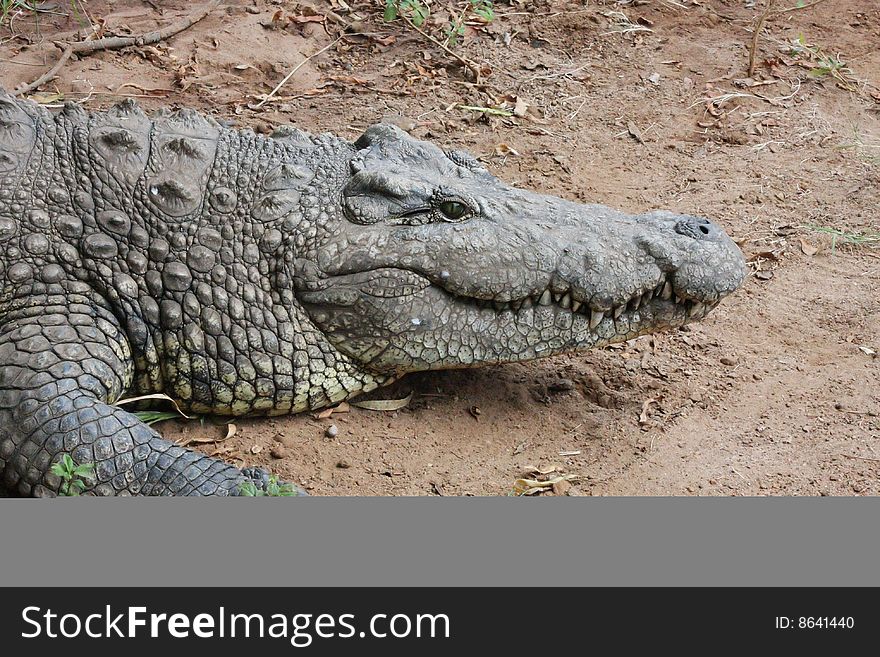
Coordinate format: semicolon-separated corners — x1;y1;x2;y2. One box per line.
748;0;777;78
400;15;482;84
773;0;828;14
253;36;344;109
13;0;222;97
840;453;880;463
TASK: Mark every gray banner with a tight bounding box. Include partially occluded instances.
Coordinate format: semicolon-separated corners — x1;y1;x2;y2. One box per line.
2;498;876;587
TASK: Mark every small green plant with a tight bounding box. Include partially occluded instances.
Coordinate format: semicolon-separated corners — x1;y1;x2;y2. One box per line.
788;35;861;91
803;225;880;254
384;0;430;26
384;0;494;47
238;475;299;497
1;1;87;30
0;0;25;27
808;52;846;79
50;454;95;496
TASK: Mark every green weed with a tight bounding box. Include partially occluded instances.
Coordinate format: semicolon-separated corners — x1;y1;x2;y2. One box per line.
50;454;95;496
238;476;300;497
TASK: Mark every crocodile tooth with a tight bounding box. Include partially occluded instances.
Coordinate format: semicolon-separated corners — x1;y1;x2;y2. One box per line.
689;302;706;317
538;289;552;306
675;294;683;305
641;291;652;306
552;292;562;304
631;295;641;310
613;305;624;319
662;282;672;300
655;283;664;297
521;297;533;309
571;300;582;313
510;300;523;312
590;309;604;329
560;293;571;309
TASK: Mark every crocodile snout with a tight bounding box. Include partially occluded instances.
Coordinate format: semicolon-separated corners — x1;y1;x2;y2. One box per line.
674;215;720;240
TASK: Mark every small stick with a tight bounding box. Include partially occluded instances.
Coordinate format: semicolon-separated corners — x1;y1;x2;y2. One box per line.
747;0;776;78
773;0;828;14
13;0;222;97
253;36;344;109
840;454;880;463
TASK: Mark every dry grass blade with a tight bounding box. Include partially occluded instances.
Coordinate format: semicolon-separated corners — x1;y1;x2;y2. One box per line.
456;104;513;117
350;391;414;411
601;10;652;36
253;36;343;109
801;225;880;254
116;393;194;420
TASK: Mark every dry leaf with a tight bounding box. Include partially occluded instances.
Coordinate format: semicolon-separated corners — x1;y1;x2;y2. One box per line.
314;402;351;420
250;445;263;455
29;92;64;104
639;397;659;425
750;249;784;262
799;239;818;256
513;96;529;117
522;464;561;476
513;474;579;496
627;121;645;144
494;143;520;157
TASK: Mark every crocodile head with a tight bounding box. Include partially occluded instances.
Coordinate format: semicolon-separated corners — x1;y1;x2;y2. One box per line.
295;124;746;377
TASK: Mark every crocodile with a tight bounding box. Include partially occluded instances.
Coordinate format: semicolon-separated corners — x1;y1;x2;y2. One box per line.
0;90;746;496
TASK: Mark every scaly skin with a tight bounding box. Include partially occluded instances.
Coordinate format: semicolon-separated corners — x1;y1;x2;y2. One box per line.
0;90;745;496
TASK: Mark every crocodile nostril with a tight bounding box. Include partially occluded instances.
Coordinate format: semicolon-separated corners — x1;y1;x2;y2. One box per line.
674;216;716;240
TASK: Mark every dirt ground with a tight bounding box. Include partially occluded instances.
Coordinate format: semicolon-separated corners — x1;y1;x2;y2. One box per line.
1;0;877;496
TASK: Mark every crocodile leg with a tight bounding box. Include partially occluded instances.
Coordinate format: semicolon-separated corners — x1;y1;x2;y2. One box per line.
0;301;300;496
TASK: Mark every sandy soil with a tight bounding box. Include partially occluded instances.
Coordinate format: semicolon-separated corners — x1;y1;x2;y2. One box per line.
1;0;877;496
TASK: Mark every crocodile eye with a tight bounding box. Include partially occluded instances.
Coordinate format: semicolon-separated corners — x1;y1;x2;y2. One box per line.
438;200;469;221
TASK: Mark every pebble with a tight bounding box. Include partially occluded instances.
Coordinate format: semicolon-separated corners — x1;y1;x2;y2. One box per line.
326;424;339;438
270;446;285;459
548;378;575;393
720;356;737;366
336;460;351;469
